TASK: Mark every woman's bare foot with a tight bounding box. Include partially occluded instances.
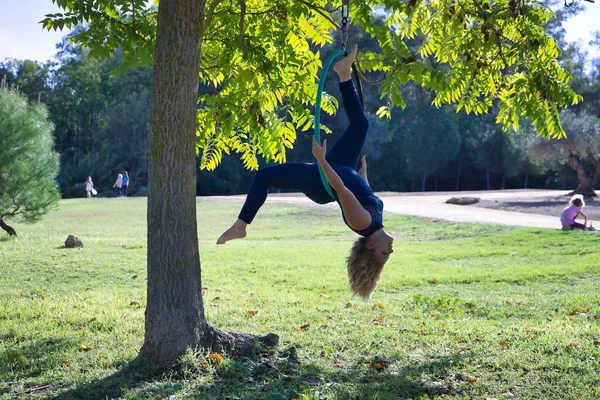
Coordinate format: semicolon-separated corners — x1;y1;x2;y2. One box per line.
216;219;248;244
333;44;358;82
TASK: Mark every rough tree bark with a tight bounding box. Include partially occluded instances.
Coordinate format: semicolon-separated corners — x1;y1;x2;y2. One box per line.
0;217;17;236
568;156;599;197
140;0;277;367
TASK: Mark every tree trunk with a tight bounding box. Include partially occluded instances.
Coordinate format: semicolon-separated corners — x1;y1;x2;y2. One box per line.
434;174;438;192
568;156;598;197
486;170;491;190
523;172;528;189
140;0;276;367
455;165;461;191
501;176;506;190
0;217;17;236
421;173;427;192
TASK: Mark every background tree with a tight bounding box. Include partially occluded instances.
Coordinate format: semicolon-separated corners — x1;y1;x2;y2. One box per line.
404;107;460;191
0;59;51;103
43;0;583;367
0;85;60;236
530;110;600;196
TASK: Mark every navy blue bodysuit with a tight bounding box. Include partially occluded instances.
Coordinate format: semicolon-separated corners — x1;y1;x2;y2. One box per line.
238;79;384;237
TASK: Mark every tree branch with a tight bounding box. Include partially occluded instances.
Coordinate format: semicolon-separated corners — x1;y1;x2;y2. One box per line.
204;0;226;33
239;0;247;59
295;0;340;30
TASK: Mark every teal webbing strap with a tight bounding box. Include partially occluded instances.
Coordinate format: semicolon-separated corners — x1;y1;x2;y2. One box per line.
314;49;346;199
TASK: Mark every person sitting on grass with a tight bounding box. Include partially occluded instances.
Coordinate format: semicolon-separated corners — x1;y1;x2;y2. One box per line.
560;195;591;230
216;45;394;299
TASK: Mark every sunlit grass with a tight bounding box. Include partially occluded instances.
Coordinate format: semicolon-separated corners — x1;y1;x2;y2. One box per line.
1;197;600;399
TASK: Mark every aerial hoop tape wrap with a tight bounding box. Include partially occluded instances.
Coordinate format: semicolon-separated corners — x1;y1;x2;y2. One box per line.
314;49;346;199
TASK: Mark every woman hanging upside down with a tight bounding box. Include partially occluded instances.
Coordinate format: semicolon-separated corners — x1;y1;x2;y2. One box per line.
217;45;394;299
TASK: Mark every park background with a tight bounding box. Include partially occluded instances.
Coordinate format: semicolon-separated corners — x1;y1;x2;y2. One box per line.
2;0;600;399
1;0;599;199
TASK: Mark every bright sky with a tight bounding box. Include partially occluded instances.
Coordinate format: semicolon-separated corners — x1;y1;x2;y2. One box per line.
0;0;72;62
0;0;598;63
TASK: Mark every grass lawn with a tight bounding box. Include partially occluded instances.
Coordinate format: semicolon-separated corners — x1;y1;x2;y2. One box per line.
1;197;600;399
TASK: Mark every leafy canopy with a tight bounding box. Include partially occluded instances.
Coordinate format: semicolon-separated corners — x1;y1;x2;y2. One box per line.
0;88;60;221
43;0;581;170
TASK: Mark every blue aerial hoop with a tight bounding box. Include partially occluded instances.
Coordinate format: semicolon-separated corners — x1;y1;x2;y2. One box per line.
314;0;352;199
314;49;347;199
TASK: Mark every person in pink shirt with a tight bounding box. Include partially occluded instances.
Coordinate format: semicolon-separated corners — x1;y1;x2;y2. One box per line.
560;195;588;230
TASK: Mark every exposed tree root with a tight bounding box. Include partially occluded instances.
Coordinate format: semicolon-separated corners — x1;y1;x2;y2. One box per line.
206;325;279;357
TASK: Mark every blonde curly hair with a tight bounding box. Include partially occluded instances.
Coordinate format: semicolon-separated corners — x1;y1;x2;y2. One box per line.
347;237;384;300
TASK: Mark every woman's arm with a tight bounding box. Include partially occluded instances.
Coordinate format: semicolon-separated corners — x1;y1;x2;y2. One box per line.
312;139;345;192
312;138;371;230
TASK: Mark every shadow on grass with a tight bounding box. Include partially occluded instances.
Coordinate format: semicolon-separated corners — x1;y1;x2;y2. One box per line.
49;349;467;400
51;356;161;400
1;338;76;382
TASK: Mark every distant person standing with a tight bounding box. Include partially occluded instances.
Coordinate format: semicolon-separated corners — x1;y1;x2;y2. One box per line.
122;171;129;197
85;176;94;199
113;173;123;197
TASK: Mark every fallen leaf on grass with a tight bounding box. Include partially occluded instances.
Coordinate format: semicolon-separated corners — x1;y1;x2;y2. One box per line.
452;345;470;356
345;303;356;309
79;344;92;351
246;310;258;317
132;274;139;279
208;353;224;363
299;324;311;331
320;324;328;329
566;341;580;352
568;306;591;315
523;326;531;332
16;336;26;343
373;301;384;308
130;301;141;306
468;378;478;383
73;323;84;331
58;360;70;366
202;287;208;293
32;315;41;321
593;315;600;320
212;297;221;301
373;363;388;370
320;294;329;300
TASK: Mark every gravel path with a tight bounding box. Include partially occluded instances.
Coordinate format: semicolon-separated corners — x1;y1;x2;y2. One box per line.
208;189;599;230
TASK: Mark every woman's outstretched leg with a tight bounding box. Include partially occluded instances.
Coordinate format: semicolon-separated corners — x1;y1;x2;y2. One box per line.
326;44;369;170
217;163;328;245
